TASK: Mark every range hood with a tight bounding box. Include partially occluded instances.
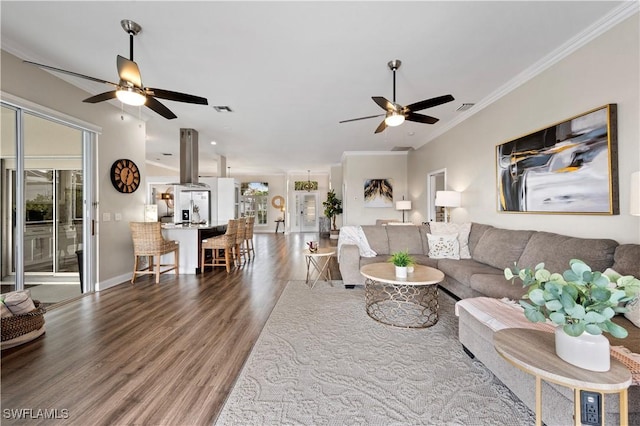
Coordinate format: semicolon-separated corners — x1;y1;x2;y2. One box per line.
171;128;208;188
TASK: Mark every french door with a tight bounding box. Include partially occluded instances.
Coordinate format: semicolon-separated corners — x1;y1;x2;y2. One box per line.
296;193;318;232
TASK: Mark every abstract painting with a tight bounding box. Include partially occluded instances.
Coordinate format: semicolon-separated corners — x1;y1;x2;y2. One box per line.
364;179;393;207
496;104;618;214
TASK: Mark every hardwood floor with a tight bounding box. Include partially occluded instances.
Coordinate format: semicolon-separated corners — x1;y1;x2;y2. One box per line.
1;232;339;425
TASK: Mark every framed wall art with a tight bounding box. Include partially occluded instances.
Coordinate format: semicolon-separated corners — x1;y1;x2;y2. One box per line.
364;179;393;207
496;104;618;214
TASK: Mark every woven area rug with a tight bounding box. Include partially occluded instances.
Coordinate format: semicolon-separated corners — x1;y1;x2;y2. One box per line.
215;281;535;425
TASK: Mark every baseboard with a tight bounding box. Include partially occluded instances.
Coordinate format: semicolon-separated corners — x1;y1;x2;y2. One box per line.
97;272;131;291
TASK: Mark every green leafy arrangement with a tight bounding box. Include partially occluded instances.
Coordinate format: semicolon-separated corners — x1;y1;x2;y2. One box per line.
388;250;414;267
322;190;343;231
504;259;640;338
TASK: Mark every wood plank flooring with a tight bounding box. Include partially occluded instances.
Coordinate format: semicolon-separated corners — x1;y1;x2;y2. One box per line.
1;232;339;425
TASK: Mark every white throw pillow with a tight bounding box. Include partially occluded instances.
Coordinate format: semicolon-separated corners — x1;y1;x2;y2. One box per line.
624;296;640;328
3;291;36;315
0;301;13;318
429;222;471;259
427;233;460;260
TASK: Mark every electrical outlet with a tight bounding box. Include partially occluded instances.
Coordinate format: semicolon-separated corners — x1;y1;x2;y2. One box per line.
580;391;602;426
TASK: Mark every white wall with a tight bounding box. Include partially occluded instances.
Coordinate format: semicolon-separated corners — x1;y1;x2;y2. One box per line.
1;50;147;288
342;152;409;225
235;173;287;232
408;15;639;244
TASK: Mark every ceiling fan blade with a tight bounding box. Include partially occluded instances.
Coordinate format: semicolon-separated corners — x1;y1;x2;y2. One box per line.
372;96;397;112
117;55;142;87
374;119;387;134
406;112;439;124
23;60;118;87
83;91;118;104
145;96;177;119
146;88;208;105
405;94;454;113
339;114;385;124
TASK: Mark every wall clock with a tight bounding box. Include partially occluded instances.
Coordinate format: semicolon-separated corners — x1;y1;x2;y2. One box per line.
271;195;285;209
110;159;140;193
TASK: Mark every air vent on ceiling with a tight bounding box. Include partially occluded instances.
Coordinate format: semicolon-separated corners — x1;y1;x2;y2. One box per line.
456;103;475;111
391;146;414;152
213;106;233;112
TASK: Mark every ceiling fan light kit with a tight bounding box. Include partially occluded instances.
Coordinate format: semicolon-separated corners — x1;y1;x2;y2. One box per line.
116;87;146;106
340;59;454;133
24;19;208;120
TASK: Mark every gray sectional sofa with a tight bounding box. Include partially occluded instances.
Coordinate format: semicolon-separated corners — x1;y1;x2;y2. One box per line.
338;222;640;425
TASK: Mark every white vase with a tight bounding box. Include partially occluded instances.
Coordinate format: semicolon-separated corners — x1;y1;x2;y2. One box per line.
407;265;415;274
395;266;407;278
554;326;610;372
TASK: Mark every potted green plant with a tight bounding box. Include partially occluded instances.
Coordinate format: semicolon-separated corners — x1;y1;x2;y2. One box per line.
505;259;640;371
322;189;343;239
389;249;415;278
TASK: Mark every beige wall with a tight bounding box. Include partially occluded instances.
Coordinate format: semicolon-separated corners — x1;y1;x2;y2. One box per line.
342;152;409;225
236;174;287;232
408;15;639;244
1;50;147;288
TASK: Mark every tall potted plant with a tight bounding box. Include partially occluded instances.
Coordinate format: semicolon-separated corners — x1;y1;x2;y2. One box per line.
322;189;343;239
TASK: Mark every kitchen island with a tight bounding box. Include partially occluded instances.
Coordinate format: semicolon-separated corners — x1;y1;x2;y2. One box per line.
162;222;227;274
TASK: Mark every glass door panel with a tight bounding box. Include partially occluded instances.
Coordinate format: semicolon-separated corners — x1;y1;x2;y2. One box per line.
300;194;317;232
1;106;17;292
56;170;82;272
24;170;54;273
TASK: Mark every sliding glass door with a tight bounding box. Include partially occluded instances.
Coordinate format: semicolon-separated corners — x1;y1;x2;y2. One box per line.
1;101;95;303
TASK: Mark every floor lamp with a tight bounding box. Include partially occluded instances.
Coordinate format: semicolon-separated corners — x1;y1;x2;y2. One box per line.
396;198;412;223
435;191;461;223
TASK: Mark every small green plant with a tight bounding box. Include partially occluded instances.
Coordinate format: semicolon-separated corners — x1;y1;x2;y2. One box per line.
505;259;640;338
388;250;414;267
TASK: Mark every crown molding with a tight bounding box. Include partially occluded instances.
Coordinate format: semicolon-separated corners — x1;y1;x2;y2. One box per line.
423;1;639;146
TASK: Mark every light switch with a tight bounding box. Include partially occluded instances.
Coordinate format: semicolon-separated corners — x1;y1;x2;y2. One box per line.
114;213;122;221
103;212;111;222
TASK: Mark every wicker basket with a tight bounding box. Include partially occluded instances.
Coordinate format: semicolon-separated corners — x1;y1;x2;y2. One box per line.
1;301;46;342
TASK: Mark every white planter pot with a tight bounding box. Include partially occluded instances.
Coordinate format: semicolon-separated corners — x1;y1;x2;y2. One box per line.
554;326;610;372
395;266;407;278
407;265;415;274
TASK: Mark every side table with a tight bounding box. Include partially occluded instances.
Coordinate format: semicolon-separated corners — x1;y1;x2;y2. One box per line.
304;247;335;288
494;328;631;426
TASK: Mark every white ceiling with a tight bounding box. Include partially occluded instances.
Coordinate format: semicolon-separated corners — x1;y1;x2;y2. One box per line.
0;1;630;175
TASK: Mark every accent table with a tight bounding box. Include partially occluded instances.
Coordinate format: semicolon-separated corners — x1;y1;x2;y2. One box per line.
304;247;335;289
360;263;444;328
494;328;631;426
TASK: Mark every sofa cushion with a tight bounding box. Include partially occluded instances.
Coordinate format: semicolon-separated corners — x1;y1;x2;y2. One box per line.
472;228;534;270
360;255;389;267
437;258;502;285
468;223;493;256
410;254;439;268
419;223;431;254
517;231;618;274
361;226;390;254
429;222;472;259
469;274;528;300
612;244;640;277
387;225;424;255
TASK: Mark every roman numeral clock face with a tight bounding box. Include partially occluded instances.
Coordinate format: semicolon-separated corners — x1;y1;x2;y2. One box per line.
110;159;140;193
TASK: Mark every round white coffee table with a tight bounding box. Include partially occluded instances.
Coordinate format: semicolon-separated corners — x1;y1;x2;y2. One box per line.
360;262;444;328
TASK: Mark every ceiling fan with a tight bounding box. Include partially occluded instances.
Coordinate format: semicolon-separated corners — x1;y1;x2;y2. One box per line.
24;19;208;120
340;59;454;133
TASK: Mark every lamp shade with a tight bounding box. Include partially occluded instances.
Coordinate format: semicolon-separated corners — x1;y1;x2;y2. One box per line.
435;191;461;208
396;200;412;211
631;171;640;216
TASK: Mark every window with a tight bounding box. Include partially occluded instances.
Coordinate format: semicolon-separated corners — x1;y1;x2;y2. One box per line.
241;182;268;225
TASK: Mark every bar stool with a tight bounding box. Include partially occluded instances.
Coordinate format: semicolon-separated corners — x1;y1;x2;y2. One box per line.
201;219;238;273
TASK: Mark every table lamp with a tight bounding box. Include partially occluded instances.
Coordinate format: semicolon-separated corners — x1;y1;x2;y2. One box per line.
395;198;412;223
435;191;461;223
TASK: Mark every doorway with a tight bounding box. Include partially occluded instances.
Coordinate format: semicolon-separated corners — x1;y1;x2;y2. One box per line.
426;169;447;222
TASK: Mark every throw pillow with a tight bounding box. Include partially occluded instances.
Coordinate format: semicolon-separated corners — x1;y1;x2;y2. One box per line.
429;222;472;259
0;301;13;318
427;233;460;260
624;296;640;328
3;291;36;315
